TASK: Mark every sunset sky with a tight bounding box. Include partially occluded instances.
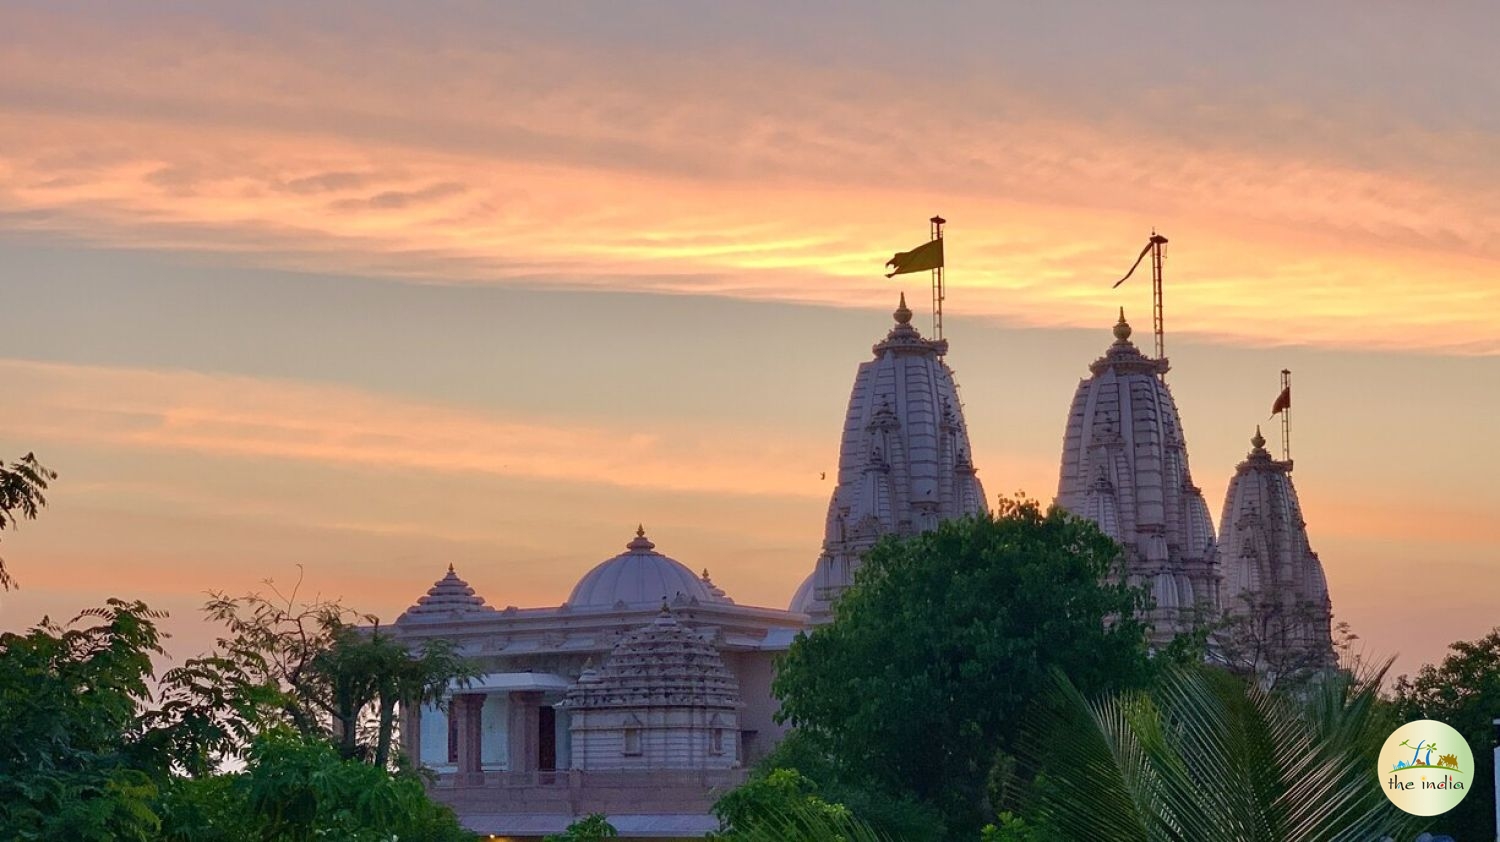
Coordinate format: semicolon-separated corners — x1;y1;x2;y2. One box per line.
1;1;1495;676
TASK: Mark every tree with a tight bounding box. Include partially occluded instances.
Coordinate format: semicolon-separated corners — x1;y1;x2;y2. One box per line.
0;451;57;589
545;813;619;842
202;575;476;765
0;600;168;841
772;500;1155;838
0;597;475;841
1394;627;1500;840
1213;592;1351;692
1012;664;1421;841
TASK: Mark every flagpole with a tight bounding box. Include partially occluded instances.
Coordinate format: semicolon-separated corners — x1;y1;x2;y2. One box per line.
1280;369;1292;462
930;215;946;341
1150;230;1167;371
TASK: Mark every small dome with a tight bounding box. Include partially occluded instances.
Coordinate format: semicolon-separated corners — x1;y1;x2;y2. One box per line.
398;564;497;623
789;571;818;614
566;526;722;609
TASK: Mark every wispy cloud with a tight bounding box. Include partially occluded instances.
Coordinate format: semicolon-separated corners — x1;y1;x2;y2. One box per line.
0;359;830;500
0;5;1496;354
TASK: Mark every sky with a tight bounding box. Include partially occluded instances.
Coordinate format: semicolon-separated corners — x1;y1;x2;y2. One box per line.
0;1;1496;677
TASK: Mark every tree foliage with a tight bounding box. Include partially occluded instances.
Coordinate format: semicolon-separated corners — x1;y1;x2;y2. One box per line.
0;596;473;841
772;499;1155;838
1013;664;1420;841
1394;627;1500;841
544;813;619;841
203;576;477;766
0;451;57;590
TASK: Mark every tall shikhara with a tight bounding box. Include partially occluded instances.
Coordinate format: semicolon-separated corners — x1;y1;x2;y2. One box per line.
791;294;988;619
1055;310;1217;645
1214;428;1336;676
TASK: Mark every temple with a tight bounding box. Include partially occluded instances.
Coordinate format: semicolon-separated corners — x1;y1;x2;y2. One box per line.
388;293;1341;838
1213;428;1337;677
1054;309;1218;645
791;293;989;620
392;527;804;839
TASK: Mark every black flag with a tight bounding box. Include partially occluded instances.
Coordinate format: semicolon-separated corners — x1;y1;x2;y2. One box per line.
1112;234;1168;288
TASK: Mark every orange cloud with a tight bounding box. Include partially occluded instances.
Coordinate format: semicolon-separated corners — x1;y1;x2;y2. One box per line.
0;12;1497;354
0;359;830;500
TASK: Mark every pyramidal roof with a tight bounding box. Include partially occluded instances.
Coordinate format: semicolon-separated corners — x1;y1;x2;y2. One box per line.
563;606;741;710
1055;310;1216;643
397;564;498;623
1215;428;1335;669
793;295;988;617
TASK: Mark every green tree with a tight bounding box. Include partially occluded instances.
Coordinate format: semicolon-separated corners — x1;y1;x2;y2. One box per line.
0;600;170;841
0;597;475;841
544;813;619;841
1394;627;1500;840
0;451;57;589
203;577;476;765
772;500;1155;838
1014;664;1420;841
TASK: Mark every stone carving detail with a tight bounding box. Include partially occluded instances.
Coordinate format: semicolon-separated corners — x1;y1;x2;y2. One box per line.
563;608;742;770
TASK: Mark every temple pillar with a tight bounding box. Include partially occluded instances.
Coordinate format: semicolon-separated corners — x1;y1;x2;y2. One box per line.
454;693;485;785
508;690;543;774
398;699;421;765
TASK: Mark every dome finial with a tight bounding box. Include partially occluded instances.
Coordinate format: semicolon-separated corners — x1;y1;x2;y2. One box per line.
627;525;656;552
1251;425;1266;451
894;292;913;325
1113;308;1133;342
447;562;455;574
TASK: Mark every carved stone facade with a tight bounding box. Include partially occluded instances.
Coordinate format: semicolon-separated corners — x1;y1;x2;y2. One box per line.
393;528;801;839
792;294;988;619
1214;429;1336;675
564;608;741;771
1055;311;1218;644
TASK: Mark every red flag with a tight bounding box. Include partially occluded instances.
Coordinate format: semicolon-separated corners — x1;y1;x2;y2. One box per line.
1270;386;1291;417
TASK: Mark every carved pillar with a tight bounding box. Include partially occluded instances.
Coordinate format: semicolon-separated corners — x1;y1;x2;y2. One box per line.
399;699;421;765
508;690;542;774
454;693;485;785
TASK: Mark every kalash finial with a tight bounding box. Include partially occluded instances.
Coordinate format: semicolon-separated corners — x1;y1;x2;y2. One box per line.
1251;425;1267;451
636;523;646;538
894;292;913;325
1113;307;1133;342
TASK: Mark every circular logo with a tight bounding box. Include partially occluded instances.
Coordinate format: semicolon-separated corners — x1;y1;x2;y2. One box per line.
1378;719;1474;816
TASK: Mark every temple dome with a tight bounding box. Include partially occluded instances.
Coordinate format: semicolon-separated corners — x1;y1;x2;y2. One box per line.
1215;428;1335;671
397;564;497;623
1055;310;1217;644
789;571;816;614
567;526;722;609
795;295;989;620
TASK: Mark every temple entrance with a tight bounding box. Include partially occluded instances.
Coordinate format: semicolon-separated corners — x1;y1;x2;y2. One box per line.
538;705;556;771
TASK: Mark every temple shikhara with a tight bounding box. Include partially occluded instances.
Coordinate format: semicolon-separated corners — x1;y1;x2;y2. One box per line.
390;292;1337;839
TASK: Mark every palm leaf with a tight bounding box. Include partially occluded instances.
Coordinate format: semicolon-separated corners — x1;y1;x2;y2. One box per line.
1018;665;1422;842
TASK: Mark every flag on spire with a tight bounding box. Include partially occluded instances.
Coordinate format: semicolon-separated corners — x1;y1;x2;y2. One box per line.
885;237;943;278
1270;385;1291;418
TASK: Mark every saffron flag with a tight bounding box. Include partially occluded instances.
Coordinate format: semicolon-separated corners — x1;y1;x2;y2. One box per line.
885;238;944;278
1270;386;1291;418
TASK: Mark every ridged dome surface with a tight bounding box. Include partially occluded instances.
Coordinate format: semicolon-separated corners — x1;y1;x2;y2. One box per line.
1055;311;1217;643
397;565;497;623
567;527;722;609
796;296;989;619
1216;431;1335;668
